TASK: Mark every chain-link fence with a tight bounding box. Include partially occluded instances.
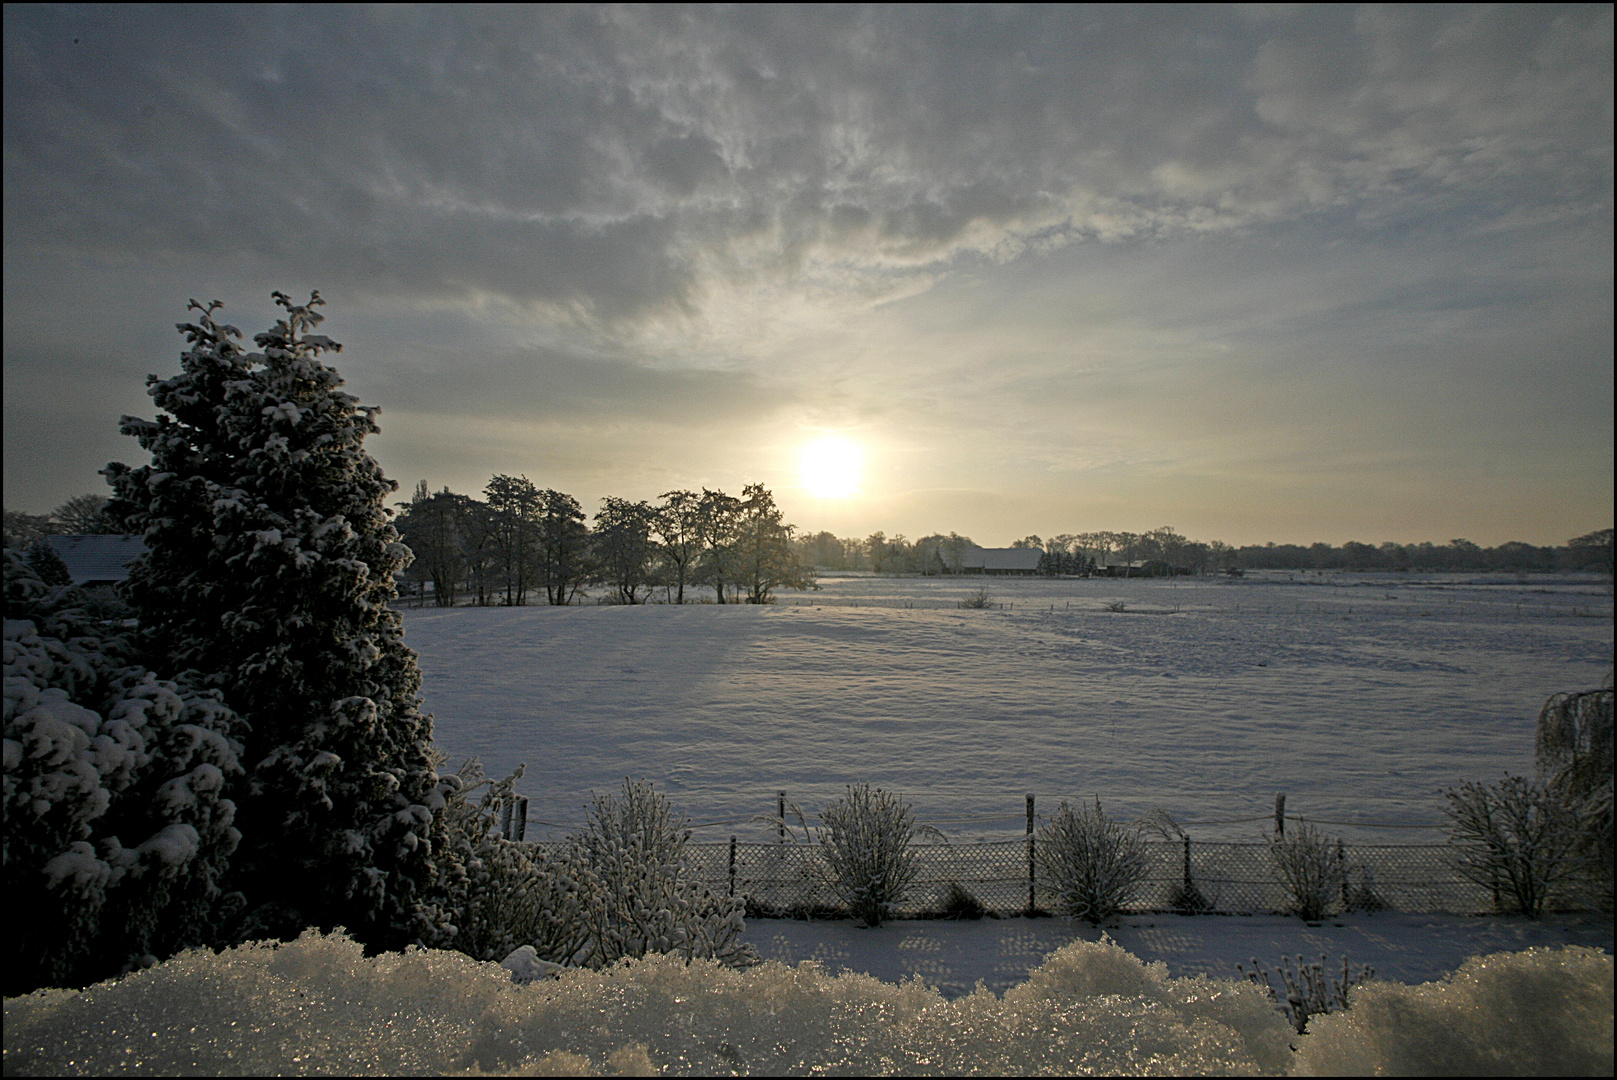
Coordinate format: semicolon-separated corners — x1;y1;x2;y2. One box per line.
529;837;1605;917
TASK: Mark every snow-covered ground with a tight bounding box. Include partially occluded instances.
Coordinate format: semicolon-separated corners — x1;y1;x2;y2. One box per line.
744;911;1614;1000
407;570;1613;844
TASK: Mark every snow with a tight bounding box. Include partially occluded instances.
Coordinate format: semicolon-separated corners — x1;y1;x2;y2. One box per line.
741;911;1614;1000
406;571;1613;844
3;928;1609;1075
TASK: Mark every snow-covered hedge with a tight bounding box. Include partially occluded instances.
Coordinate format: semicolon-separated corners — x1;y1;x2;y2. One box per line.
3;931;1609;1075
433;768;754;971
3;549;243;994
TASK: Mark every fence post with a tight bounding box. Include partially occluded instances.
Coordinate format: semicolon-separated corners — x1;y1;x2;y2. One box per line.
500;799;513;839
1337;838;1349;907
729;835;738;898
1183;834;1193;891
1274;793;1285;839
1026;793;1036;917
778;791;786;844
515;796;529;843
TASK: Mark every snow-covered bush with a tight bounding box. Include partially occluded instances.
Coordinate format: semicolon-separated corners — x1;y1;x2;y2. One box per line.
4;548;243;994
1270;822;1345;921
1537;682;1614;911
1238;953;1375;1033
427;757;587;965
1036;798;1148;923
818;782;936;926
103;293;445;951
560;779;756;968
1444;774;1586;916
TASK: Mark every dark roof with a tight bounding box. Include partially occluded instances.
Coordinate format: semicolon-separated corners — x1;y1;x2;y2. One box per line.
44;534;146;586
962;546;1044;571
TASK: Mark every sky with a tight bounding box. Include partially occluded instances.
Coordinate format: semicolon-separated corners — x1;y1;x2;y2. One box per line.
4;4;1612;548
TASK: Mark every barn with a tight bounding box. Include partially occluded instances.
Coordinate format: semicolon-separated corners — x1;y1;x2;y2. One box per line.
959;546;1044;575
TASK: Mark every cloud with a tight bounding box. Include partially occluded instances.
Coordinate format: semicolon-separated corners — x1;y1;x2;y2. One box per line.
5;6;1609;332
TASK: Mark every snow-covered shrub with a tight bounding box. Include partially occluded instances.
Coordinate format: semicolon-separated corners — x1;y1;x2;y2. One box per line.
818;782;937;926
1536;682;1614;911
561;779;756;968
1269;822;1345;921
959;587;992;609
939;881;987;919
4;548;243;994
1444;774;1586;916
1238;953;1375;1033
24;541;71;587
1036;798;1148;923
103;293;445;951
427;757;587;965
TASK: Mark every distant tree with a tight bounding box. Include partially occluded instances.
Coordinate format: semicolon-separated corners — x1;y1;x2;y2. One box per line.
654;490;703;603
537;489;589;605
1566;528;1614;577
394;485;469;607
3;509;56;548
24;540;72;586
864;531;890;574
103;292;445;951
733;483;813;603
593;497;659;604
486;474;543;606
456;496;500;606
695;489;743;602
53;493;117;534
1011;534;1042;549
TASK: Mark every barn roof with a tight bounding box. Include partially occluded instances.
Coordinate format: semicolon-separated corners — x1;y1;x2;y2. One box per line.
962;546;1044;571
44;534;146;586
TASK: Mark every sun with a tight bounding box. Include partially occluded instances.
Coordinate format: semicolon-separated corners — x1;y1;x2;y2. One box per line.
799;435;864;499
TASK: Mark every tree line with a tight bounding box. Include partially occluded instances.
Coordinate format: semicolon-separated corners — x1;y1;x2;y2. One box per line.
7;498;1610;587
791;526;1614;577
392;479;813;606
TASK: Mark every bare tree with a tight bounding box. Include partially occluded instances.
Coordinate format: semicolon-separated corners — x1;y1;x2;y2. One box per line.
654;490;703;603
593;497;658;604
52;493;116;533
695;488;742;602
1444;775;1586;917
735;483;813;603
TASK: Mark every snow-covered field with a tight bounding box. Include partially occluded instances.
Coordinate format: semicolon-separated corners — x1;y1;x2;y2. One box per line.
408;570;1613;844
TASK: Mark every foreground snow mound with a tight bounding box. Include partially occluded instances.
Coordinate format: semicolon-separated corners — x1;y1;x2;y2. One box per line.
1294;945;1614;1076
3;931;1610;1076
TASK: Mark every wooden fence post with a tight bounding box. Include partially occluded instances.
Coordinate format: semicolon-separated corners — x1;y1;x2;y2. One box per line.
1183;834;1193;891
1274;793;1285;839
778;791;786;844
515;796;529;843
500;799;513;839
729;835;738;898
1026;793;1036;917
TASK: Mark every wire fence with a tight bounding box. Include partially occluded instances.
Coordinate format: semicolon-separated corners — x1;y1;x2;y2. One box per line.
521;837;1608;918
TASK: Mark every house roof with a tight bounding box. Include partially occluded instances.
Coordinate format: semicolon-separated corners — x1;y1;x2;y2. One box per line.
962;546;1044;571
44;534;146;586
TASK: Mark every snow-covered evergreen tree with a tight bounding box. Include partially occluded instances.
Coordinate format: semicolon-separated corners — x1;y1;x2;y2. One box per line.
4;548;242;993
103;292;446;950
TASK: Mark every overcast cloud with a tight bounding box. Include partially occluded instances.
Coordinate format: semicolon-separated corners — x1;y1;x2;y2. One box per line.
4;4;1611;544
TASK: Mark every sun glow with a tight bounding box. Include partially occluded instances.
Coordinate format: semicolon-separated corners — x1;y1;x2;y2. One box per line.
799;435;864;499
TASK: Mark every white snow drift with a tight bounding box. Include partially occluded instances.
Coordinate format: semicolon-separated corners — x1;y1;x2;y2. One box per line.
3;931;1609;1075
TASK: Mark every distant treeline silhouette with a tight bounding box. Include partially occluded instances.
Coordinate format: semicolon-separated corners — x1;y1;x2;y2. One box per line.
792;526;1614;576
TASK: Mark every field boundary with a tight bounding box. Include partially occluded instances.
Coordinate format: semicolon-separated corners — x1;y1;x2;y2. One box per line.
522;838;1608;918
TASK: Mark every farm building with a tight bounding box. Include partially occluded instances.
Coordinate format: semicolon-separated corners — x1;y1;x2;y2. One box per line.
43;534;146;587
959;546;1044;575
